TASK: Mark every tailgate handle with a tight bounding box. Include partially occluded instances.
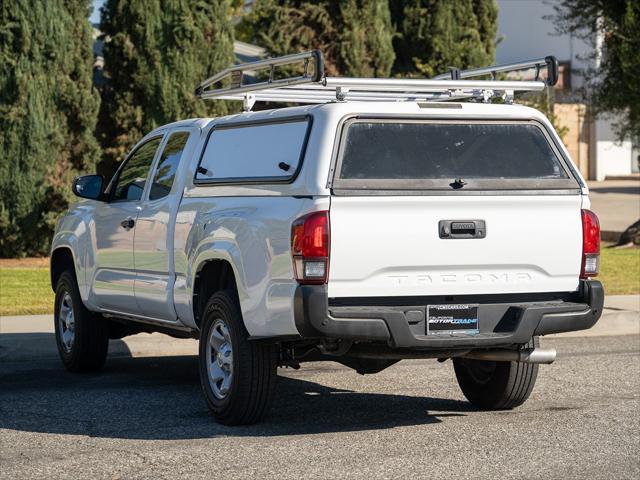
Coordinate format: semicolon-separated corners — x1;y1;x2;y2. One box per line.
439;220;486;239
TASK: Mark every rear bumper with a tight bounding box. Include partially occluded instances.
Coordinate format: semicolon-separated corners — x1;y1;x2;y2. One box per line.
293;280;604;349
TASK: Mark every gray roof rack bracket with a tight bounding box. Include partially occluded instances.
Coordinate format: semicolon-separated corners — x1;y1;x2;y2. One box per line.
243;94;256;112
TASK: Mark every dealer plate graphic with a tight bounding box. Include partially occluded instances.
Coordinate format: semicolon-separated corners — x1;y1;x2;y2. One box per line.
427;304;479;335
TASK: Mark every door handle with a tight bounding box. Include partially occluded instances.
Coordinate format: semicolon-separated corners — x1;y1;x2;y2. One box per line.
121;218;135;230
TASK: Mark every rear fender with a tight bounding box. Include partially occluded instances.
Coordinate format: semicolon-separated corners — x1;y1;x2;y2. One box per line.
176;243;247;329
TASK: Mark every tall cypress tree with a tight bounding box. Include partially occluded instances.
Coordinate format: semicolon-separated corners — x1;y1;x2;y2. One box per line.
390;0;498;77
97;0;235;177
0;0;99;257
239;0;395;77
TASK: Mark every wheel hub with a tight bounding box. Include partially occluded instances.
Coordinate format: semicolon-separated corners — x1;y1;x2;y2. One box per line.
206;319;234;399
58;292;75;353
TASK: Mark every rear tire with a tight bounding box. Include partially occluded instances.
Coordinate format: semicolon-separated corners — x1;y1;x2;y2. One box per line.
198;290;277;425
453;338;539;410
54;270;109;372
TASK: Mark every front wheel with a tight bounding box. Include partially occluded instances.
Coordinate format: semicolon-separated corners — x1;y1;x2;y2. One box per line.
198;290;277;425
54;270;109;372
453;338;539;410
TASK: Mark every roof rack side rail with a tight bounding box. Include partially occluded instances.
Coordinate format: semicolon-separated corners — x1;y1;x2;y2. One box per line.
196;51;556;108
433;56;559;86
195;50;324;100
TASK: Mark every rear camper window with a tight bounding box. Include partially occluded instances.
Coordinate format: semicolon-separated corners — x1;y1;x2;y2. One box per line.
334;120;578;191
195;118;311;183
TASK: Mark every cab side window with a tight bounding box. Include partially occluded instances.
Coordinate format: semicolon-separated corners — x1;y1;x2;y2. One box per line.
195;119;310;182
112;137;162;202
148;132;190;201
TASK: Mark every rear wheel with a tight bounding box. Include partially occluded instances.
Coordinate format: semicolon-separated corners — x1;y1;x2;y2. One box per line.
453;338;539;410
198;290;277;425
54;270;109;372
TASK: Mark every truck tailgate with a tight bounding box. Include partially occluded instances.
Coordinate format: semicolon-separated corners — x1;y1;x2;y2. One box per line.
328;194;582;298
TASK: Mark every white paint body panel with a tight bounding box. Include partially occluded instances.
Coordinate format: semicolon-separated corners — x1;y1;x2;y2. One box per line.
132;127;198;322
90;201;140;314
174;195;329;335
328;195;583;298
133;198;177;320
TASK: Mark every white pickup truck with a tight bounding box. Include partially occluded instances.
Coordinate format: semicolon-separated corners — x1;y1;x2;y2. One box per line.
51;52;603;425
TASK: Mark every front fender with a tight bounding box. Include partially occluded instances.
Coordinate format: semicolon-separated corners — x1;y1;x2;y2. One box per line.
51;218;84;300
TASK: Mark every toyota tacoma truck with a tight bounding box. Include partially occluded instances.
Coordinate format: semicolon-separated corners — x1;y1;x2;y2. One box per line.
51;52;603;425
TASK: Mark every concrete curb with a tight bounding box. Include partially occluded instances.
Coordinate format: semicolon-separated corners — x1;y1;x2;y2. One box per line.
550;294;639;338
604;175;640;181
0;314;197;363
550;309;639;338
0;329;197;363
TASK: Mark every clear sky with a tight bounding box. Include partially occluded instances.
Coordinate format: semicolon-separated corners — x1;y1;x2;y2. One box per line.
90;0;105;24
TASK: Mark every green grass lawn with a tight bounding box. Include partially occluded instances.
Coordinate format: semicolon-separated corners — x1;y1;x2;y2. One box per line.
0;247;638;316
599;244;640;295
0;265;54;316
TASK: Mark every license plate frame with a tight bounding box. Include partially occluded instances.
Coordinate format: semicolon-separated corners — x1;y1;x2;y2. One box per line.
426;304;480;335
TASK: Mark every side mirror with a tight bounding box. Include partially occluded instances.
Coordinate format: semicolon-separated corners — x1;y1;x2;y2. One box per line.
72;175;105;200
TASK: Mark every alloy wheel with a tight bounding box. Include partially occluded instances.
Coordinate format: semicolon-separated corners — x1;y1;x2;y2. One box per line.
206;318;234;399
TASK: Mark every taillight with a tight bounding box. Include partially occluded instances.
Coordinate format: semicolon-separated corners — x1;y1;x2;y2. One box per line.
581;209;600;279
291;211;329;284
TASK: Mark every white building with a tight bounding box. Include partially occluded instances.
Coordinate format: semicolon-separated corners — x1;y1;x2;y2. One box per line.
496;0;638;180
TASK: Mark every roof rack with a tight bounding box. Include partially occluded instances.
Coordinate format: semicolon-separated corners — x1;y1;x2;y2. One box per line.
196;50;558;111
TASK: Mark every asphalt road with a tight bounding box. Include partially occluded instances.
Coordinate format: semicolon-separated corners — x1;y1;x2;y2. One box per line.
1;335;638;479
588;180;640;234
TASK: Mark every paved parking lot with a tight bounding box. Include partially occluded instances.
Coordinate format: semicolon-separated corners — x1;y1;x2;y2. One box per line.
1;334;638;479
588;180;640;235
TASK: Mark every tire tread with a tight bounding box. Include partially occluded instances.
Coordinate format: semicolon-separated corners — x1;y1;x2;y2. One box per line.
453;337;539;410
198;290;277;425
54;270;109;373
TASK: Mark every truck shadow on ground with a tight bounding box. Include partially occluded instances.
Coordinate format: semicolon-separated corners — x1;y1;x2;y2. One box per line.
0;352;474;440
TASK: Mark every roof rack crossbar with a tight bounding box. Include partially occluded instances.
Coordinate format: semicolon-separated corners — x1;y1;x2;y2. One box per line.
196;51;556;109
321;78;544;91
433;56;559;86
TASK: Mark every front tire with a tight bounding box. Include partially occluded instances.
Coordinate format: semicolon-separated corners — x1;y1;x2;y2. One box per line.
54;270;109;372
198;290;277;425
453;338;539;410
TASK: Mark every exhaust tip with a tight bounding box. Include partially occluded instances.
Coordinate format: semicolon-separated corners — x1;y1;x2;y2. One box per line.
521;348;556;364
462;347;556;364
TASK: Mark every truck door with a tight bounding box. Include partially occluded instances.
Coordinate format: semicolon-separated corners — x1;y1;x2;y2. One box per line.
91;136;163;314
133;130;193;321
